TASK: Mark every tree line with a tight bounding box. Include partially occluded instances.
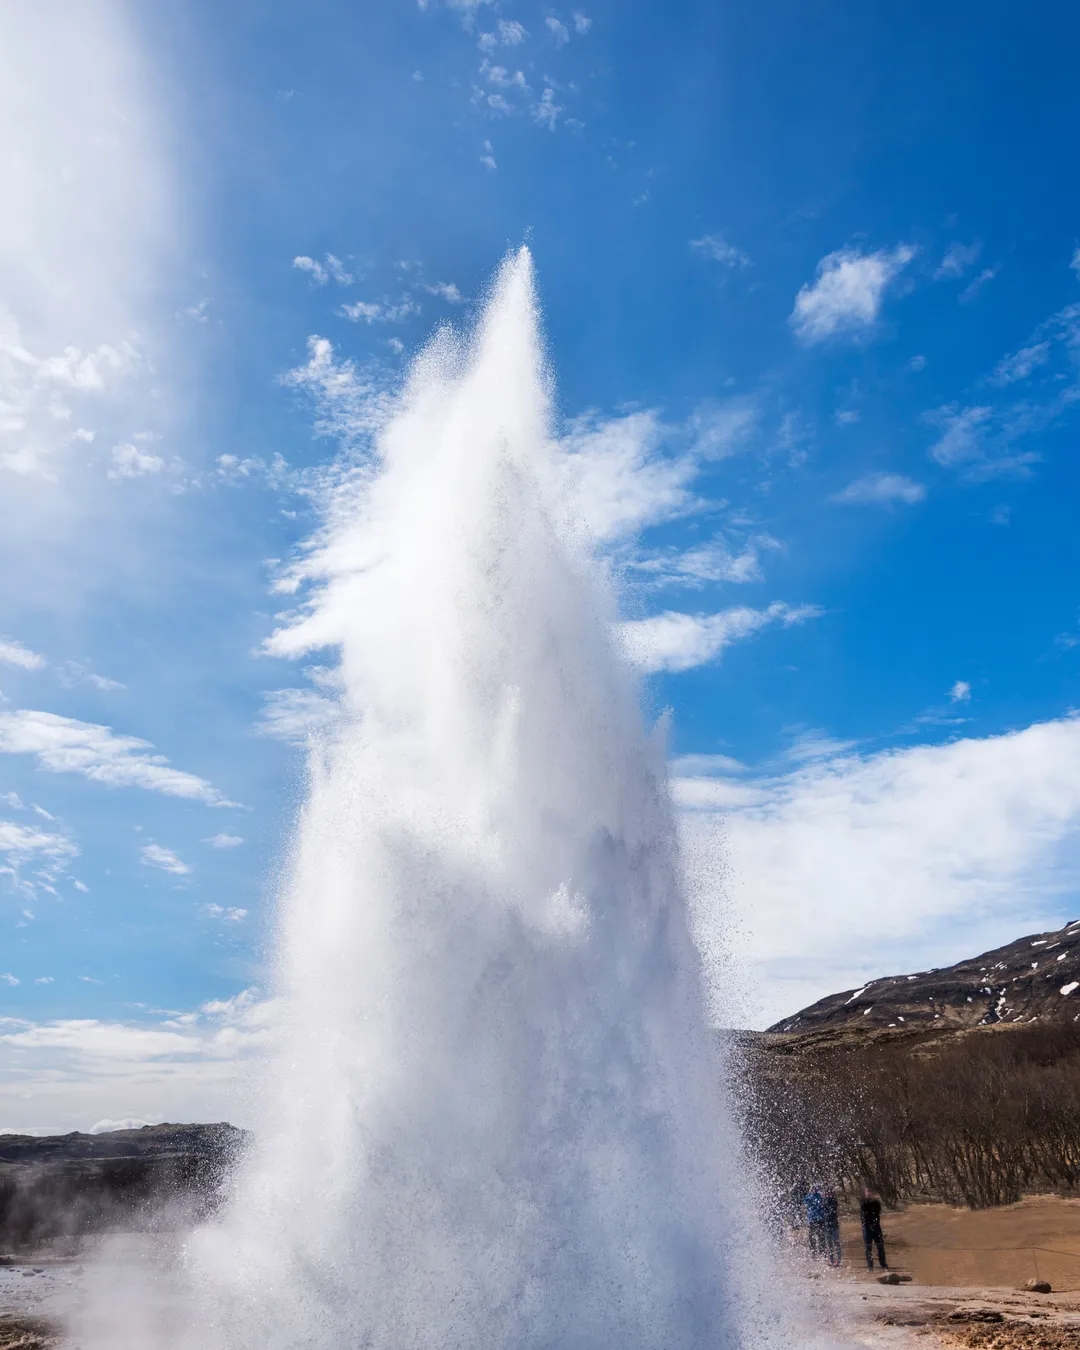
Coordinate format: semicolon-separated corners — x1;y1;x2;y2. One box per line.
735;1021;1080;1210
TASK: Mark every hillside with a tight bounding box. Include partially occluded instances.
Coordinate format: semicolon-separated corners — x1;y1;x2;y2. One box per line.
768;917;1080;1037
0;1123;247;1249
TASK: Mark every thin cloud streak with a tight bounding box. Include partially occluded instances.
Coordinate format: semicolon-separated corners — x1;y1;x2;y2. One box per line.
0;709;238;806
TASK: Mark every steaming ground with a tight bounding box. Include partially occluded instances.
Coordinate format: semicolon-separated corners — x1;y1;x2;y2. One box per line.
45;251;811;1349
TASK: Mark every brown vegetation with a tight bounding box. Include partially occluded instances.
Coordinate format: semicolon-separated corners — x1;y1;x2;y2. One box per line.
737;1021;1080;1210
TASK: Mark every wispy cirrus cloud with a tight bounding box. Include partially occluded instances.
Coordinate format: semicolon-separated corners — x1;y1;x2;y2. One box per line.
257;687;342;745
631;534;780;588
139;843;190;876
0;819;78;898
620;602;822;674
830;472;927;506
205;832;244;850
934;241;981;280
0;709;237;806
790;244;915;344
0;637;45;670
690;234;751;269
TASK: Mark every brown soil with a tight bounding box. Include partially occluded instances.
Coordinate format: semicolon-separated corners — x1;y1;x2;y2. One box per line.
836;1197;1080;1291
0;1317;57;1350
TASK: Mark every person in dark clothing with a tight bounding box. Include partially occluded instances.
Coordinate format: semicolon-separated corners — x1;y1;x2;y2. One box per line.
860;1189;888;1271
804;1186;828;1259
823;1190;842;1267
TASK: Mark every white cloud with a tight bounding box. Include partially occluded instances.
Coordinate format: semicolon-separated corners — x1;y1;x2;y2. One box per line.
690;235;751;269
620;602;822;674
478;19;527;49
324;255;352;285
293;255;327;285
553;410;700;543
687;398;759;458
0;989;273;1133
205;832;244;849
140;843;189;876
934;241;981;280
830;472;927;506
790;244;915;344
0;819;78;897
293;255;351;286
58;661;125;691
927;302;1080;481
546;15;570;43
681;715;1080;1027
339;296;419;325
991;341;1052;386
0;637;45;670
533;88;562;130
927;404;993;467
423;282;464;303
480;140;497;170
959;265;1000;304
0;708;237;805
1071;248;1080;278
1;973;18;986
949;680;971;703
573;12;592;32
257;687;342;745
632;535;779;588
34;976;53;984
205;903;247;923
280;335;391;450
107;442;165;479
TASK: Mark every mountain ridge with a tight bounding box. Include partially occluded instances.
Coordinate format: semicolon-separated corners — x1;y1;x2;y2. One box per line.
768;917;1080;1037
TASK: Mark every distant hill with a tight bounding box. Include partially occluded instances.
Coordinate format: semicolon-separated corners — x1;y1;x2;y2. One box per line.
0;1122;247;1249
768;916;1080;1038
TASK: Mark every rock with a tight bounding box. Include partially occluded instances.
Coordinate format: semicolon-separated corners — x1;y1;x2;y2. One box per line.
949;1310;1004;1324
1026;1278;1052;1293
878;1272;901;1285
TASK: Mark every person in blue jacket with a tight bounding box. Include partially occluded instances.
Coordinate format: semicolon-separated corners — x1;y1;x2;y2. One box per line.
804;1185;828;1259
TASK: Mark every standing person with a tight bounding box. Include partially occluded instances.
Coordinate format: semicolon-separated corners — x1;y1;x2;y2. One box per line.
804;1186;827;1259
860;1189;888;1271
823;1189;842;1267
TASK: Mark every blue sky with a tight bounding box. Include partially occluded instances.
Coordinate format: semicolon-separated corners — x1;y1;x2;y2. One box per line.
3;0;1080;1129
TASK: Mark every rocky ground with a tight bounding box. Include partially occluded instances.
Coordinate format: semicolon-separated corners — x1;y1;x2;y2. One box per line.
833;1279;1080;1350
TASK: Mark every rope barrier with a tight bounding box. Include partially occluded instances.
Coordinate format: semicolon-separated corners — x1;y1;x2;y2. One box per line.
884;1245;1080;1257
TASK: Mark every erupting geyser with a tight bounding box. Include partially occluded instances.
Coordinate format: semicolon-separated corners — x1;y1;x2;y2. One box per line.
142;251;772;1349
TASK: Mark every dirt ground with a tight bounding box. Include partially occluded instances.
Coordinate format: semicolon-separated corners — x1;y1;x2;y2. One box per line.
837;1197;1080;1292
2;1200;1079;1349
